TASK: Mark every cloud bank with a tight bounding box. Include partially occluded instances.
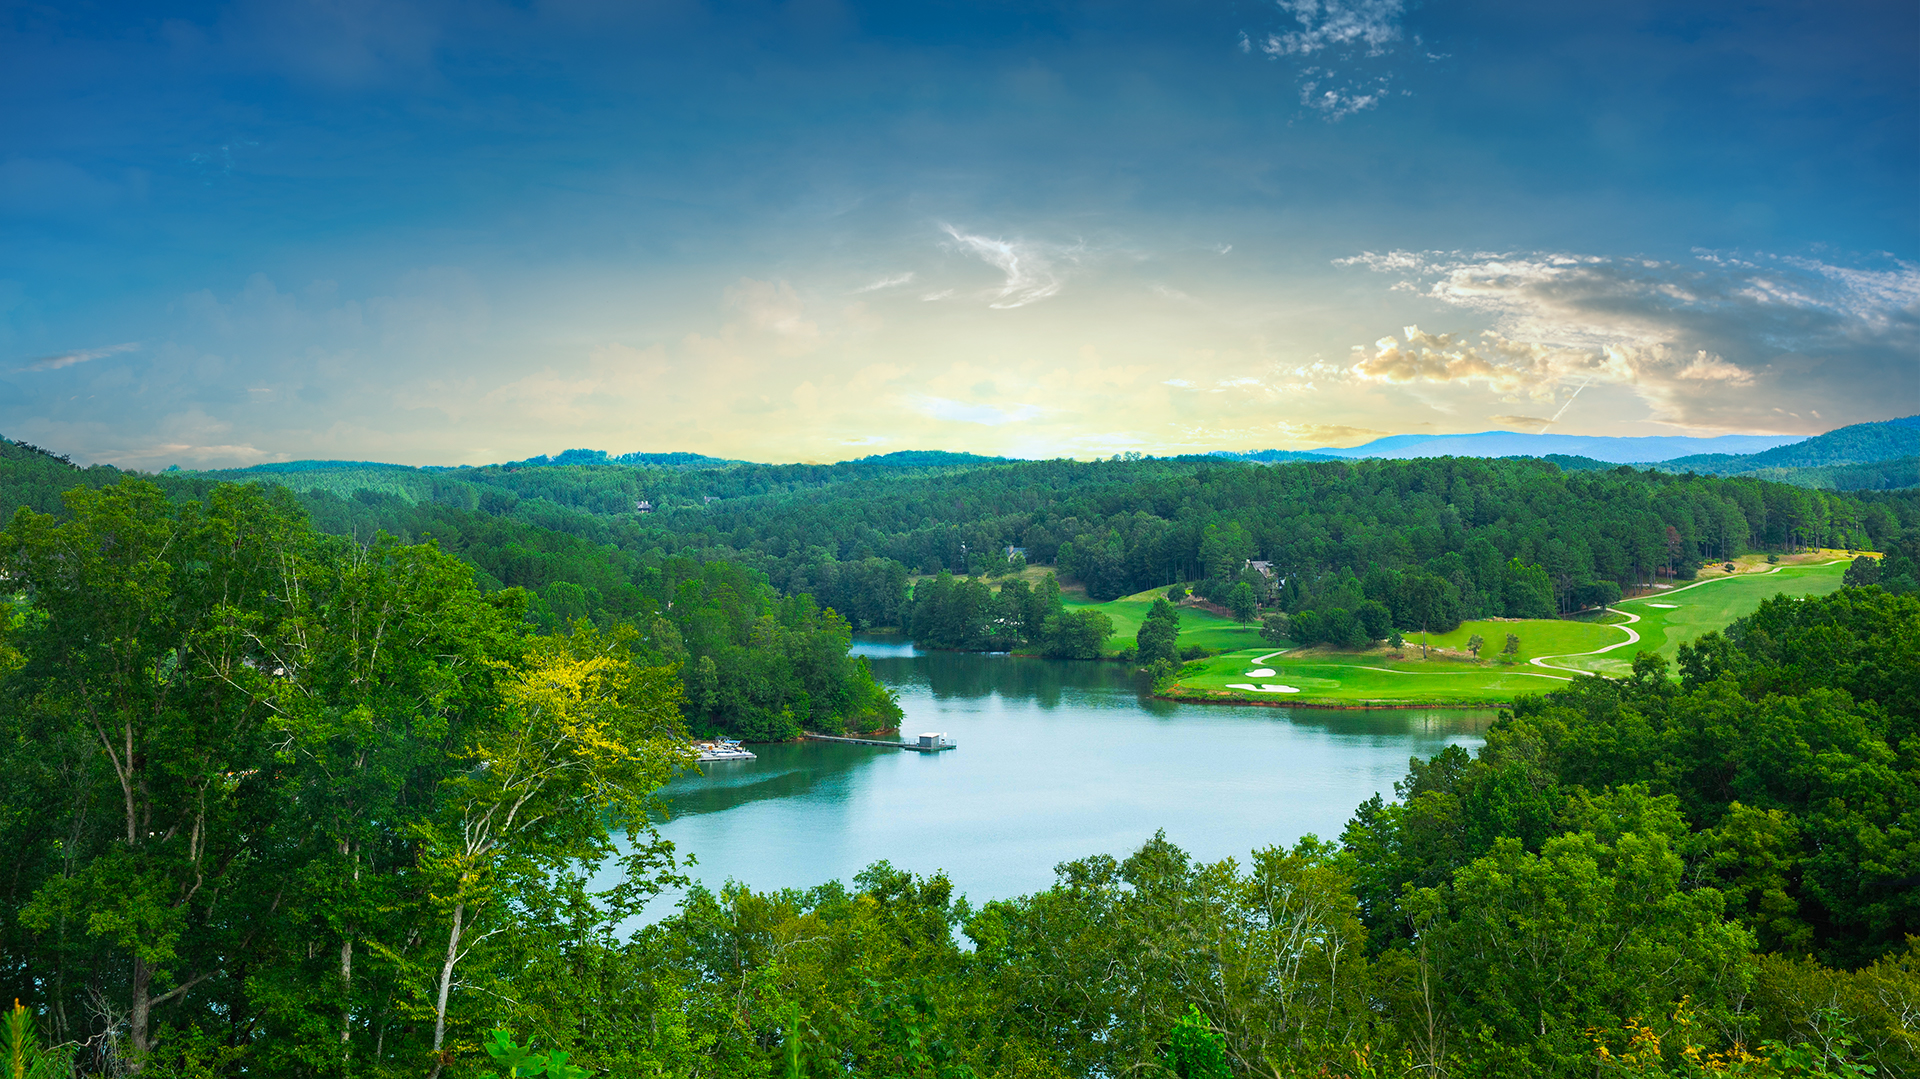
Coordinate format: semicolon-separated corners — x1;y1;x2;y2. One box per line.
1339;250;1920;430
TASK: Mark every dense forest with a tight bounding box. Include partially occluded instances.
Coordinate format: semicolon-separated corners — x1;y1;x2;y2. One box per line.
1660;415;1920;475
0;442;902;743
3;470;1915;1074
8;435;1919;658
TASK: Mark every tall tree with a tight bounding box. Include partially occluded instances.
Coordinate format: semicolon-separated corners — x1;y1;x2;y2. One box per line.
3;481;307;1062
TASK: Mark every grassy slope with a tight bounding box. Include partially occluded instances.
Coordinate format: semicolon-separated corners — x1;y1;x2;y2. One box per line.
1559;557;1851;676
1060;588;1268;656
1163;619;1615;707
1156;555;1852;706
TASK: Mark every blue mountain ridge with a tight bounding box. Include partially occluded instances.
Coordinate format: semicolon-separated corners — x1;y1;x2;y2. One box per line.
1306;431;1805;464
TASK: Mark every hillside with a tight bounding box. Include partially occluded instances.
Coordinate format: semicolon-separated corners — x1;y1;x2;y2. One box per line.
1305;430;1801;463
1740;455;1920;491
1658;412;1912;485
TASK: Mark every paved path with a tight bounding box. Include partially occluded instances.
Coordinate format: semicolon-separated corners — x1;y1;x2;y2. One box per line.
1530;607;1642;675
1527;559;1848;676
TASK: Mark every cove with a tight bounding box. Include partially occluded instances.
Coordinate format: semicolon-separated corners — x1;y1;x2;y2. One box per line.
646;638;1492;914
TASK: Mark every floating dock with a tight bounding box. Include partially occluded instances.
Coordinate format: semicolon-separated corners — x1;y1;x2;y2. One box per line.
803;732;956;752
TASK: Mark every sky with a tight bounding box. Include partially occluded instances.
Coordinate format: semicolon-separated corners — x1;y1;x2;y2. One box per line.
1;0;1915;469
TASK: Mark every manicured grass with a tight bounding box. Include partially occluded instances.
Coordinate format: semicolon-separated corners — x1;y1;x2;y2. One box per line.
1166;644;1572;707
1413;618;1618;664
1061;587;1268;656
1062;556;1852;703
1559;559;1850;676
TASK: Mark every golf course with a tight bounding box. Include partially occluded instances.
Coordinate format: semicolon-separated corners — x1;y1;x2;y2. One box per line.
1072;554;1858;707
1551;556;1852;677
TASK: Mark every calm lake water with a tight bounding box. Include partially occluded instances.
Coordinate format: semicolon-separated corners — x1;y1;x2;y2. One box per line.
644;638;1491;915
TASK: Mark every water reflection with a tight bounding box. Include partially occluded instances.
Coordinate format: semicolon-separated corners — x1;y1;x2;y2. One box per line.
647;637;1492;915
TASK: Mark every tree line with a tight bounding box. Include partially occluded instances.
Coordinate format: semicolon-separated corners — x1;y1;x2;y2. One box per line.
2;464;1918;1075
12;437;1916;655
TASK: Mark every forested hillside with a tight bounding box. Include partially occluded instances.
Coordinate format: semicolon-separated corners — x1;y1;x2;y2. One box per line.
10;513;1911;1076
8;435;1918;654
1739;455;1920;492
1661;415;1920;476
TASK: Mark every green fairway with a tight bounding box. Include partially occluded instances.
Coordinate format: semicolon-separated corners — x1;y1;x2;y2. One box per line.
1164;643;1575;707
1556;559;1850;676
1061;559;1852;703
1413;618;1619;663
1061;588;1268;655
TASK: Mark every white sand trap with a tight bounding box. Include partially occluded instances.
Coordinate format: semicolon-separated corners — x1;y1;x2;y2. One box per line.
1228;683;1303;693
1246;668;1276;677
1647;603;1679;608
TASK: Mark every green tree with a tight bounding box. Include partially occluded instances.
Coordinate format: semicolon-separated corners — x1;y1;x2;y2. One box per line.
1407;826;1755;1071
413;623;690;1075
1136;598;1181;666
1357;599;1392;642
1466;633;1485;658
1164;1005;1229;1079
1842;555;1880;588
1226;581;1258;625
2;480;310;1059
1041;610;1113;660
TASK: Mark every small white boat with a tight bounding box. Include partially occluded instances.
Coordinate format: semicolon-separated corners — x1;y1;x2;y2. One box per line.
693;739;757;762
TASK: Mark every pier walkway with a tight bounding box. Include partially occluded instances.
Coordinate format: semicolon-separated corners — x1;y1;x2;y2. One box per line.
802;733;956;752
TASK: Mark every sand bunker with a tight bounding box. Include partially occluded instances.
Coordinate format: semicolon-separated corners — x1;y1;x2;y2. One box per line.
1246;668;1276;677
1647;603;1679;608
1227;683;1303;693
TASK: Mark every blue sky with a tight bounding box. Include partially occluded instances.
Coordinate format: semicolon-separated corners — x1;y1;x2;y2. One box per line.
2;0;1915;467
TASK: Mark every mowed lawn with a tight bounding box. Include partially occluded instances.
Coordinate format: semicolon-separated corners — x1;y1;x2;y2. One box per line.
1066;557;1852;703
1167;644;1575;706
1561;559;1850;676
1060;587;1269;655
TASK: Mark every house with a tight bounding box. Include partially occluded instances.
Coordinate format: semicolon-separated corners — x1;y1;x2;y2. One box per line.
1245;559;1275;578
635;499;654;513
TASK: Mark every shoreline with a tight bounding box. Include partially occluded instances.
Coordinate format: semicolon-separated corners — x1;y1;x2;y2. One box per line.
1154;690;1513;711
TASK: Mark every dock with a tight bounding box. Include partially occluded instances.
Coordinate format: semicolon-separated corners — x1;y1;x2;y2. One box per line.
803;732;956;752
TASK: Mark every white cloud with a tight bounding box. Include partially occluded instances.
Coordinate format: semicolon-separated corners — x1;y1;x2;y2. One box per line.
852;272;915;294
1253;0;1412;120
1264;0;1405;57
18;341;140;372
1337;249;1920;429
940;224;1075;308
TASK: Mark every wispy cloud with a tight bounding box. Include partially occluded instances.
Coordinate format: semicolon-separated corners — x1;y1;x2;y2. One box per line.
940;225;1076;308
852;272;915;294
18;341;140;372
1337;249;1920;429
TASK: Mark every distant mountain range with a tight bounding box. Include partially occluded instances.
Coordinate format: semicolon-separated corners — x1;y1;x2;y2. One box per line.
1209;416;1920;491
144;416;1920;496
1218;431;1804;465
1655;416;1920;474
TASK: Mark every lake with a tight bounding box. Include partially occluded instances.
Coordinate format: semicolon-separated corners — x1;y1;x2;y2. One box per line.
645;638;1491;914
